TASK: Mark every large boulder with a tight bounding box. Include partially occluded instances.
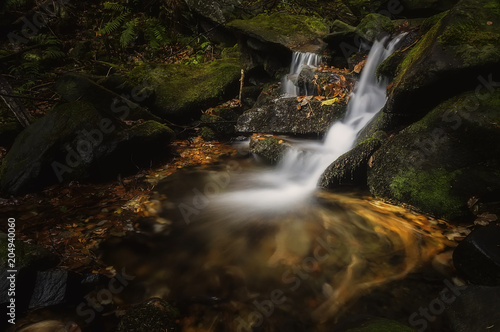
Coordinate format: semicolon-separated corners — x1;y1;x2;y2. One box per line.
236;97;348;135
367;89;500;221
227;12;329;53
0;101;174;194
384;0;500;119
128;53;242;122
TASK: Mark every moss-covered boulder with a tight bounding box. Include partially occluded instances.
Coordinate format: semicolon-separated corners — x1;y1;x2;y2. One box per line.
227;12;329;53
56;73;160;122
0;101;174;194
249;135;291;164
128;56;241;122
236;97;348;135
384;0;500;118
368;89;500;221
319;138;382;189
356;13;395;42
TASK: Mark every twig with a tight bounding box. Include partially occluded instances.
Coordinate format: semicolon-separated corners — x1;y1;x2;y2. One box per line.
238;69;244;105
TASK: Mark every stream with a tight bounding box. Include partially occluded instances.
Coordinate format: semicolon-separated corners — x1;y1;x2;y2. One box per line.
98;35;456;331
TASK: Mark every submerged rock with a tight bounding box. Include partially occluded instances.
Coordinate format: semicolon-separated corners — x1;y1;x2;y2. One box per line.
236;98;348;135
367;89;500;221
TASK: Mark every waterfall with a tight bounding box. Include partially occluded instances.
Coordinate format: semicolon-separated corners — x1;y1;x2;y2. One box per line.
282;51;321;97
216;36;405;212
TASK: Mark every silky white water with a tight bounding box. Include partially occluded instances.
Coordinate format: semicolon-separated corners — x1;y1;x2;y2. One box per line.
216;36;405;212
282;51;321;97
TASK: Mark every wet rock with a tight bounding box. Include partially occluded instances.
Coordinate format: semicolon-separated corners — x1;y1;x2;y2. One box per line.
249;135;291;164
444;285;500;332
236;98;348;135
453;223;500;285
127;52;241;122
0;101;174;194
367;89;500;221
319;138;382;189
384;0;500;118
117;297;179;332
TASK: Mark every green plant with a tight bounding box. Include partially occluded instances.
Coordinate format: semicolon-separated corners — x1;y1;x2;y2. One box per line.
97;1;170;50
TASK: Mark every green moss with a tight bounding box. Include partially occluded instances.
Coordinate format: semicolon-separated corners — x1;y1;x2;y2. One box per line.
129;56;241;118
390;167;463;219
199;126;216;141
356;13;395;41
126;120;174;138
250;137;289;164
227;12;328;49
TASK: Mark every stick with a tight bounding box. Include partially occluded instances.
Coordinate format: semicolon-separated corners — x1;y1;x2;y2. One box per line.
238;69;244;105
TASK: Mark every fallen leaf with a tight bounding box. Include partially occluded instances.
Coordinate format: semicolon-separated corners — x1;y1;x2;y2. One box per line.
321;98;339;106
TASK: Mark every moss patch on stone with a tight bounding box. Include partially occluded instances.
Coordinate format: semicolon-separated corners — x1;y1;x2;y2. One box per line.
390;167;463;217
128;55;241;121
356;13;395;41
227;12;328;51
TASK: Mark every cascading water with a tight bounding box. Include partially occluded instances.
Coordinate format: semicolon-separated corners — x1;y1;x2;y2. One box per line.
282;51;321;97
215;35;406;212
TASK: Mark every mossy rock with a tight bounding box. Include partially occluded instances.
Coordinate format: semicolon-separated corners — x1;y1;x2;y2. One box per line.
368;89;500;221
356;13;395;42
227;12;329;52
319;137;382;189
386;0;500;116
128;56;241;122
249;136;290;164
0;104;23;147
0;102;175;194
56;73;159;122
343;317;415;332
199;113;235;139
236;98;348;136
0;235;59;270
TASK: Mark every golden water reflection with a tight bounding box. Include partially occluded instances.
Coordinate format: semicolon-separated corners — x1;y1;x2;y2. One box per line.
107;183;456;331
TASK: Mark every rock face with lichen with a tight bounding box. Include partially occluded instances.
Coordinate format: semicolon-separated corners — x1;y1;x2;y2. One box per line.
367;89;500;221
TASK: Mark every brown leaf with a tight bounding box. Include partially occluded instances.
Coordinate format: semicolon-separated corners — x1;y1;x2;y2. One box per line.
353;59;366;73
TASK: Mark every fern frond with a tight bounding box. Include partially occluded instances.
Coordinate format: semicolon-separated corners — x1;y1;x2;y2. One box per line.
120;18;138;47
98;12;129;35
143;18;169;49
